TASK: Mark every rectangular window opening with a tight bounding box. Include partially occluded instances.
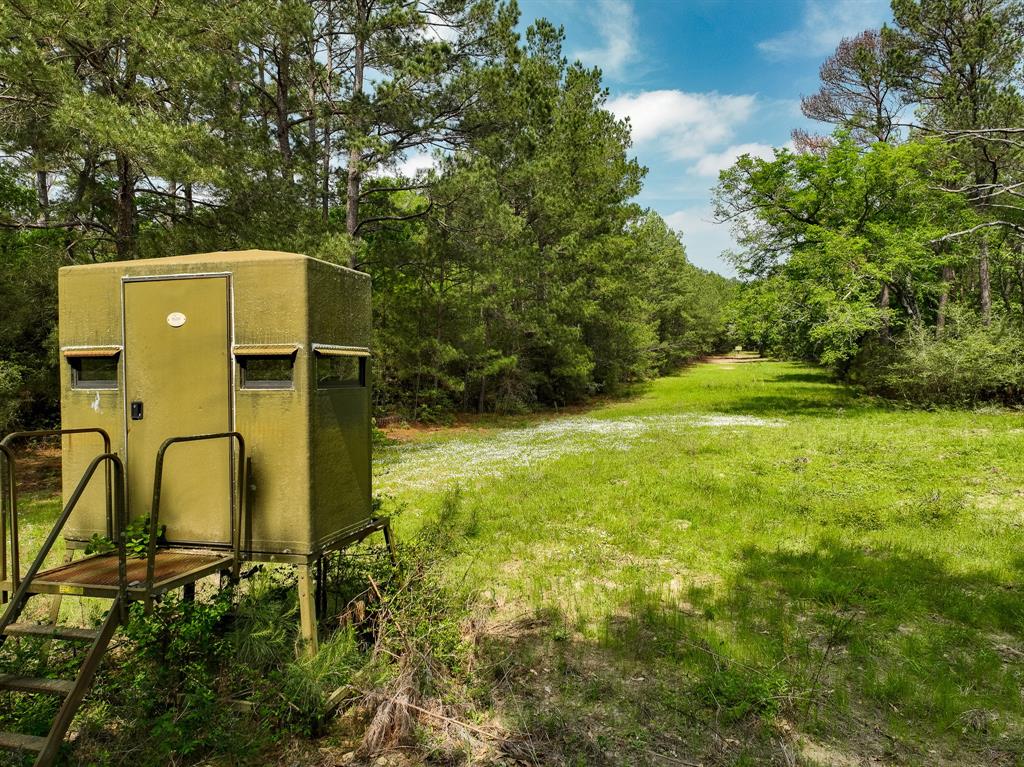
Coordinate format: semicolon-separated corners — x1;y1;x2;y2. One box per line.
240;354;295;390
70;355;119;390
317;355;366;389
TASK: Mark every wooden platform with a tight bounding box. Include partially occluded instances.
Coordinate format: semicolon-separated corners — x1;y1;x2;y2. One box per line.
2;550;233;599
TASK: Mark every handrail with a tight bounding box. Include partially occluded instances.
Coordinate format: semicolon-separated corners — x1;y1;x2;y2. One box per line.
0;452;126;634
0;429;114;568
0;444;15;604
147;432;246;608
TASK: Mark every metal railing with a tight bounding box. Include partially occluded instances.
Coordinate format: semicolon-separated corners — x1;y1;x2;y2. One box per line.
0;452;126;633
146;432;246;607
0;428;113;602
0;427;246;614
0;444;15;605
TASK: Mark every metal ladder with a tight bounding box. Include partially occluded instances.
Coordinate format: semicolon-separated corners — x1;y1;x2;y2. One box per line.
0;429;125;766
0;430;246;767
0;597;123;764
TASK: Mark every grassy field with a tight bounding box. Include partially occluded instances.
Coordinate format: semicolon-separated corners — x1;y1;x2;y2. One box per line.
375;357;1024;766
5;357;1024;766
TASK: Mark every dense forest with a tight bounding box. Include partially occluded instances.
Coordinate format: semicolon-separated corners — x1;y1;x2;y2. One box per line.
719;0;1024;405
0;0;735;429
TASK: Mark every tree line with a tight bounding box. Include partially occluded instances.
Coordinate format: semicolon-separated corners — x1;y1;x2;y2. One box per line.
718;0;1024;405
0;0;734;428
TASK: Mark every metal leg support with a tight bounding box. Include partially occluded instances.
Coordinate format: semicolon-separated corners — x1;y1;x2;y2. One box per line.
382;519;397;565
297;563;319;658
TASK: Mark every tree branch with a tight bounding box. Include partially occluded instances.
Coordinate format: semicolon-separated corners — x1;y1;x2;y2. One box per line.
353;202;433;234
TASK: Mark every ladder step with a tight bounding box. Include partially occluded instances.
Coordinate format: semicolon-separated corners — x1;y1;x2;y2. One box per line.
3;623;101;642
0;731;47;752
0;674;75;695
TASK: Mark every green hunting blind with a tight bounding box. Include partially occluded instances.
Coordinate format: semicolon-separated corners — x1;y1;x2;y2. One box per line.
59;249;373;558
0;251;388;766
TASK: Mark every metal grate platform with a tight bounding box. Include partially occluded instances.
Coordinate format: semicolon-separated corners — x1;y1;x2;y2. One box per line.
8;550;234;599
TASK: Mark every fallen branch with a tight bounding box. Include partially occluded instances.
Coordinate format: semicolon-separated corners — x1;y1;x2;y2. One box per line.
393;696;503;742
644;749;703;766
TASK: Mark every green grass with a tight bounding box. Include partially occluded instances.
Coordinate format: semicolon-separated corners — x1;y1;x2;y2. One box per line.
5;359;1024;765
377;359;1024;765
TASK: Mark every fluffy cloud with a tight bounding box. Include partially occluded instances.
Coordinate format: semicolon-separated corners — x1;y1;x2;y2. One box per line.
574;0;638;81
693;142;777;177
757;0;890;60
663;206;736;274
607;90;757;160
397;151;438;177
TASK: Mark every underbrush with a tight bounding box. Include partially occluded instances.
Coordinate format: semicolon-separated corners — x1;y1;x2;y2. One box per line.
0;488;484;767
850;308;1024;406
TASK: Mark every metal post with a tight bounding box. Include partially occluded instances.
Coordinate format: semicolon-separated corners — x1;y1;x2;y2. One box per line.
0;429;112;600
382;519;397;565
297;563;319;657
0;444;13;604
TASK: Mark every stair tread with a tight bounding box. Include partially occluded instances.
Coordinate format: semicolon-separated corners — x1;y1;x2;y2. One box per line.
0;674;75;695
0;731;47;752
3;622;100;641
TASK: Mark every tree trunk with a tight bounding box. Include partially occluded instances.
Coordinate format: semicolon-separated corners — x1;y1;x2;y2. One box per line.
345;0;366;261
321;0;333;224
478;306;488;413
35;168;48;223
979;237;992;326
115;153;136;260
937;266;953;333
879;283;890;341
308;79;318;208
258;50;270;181
184;182;194;217
275;44;292;178
322;123;332;223
168;180;178;222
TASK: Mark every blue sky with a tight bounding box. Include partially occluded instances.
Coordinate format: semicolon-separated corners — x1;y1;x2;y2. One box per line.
512;0;894;274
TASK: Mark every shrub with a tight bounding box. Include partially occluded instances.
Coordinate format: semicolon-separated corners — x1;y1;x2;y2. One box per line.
0;359;23;432
876;308;1024;405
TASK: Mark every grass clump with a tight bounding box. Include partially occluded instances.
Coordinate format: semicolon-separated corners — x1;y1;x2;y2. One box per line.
378;358;1024;765
7;358;1024;765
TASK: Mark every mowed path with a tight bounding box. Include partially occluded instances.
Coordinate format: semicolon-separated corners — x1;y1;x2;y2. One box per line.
376;360;1024;766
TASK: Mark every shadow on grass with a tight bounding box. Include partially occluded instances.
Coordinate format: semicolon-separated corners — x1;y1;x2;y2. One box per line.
477;606;784;767
687;539;1024;756
710;392;873;418
769;371;835;385
699;370;895;418
478;537;1024;766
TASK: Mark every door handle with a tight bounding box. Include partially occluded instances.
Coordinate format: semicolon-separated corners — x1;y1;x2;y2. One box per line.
131;401;144;420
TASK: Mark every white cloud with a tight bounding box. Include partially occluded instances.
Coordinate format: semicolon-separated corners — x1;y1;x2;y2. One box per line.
397;151;438;177
422;12;460;43
574;0;638;81
364;150;439;180
607;90;757;160
664;207;718;235
663;206;736;275
757;0;890;60
693;142;777;177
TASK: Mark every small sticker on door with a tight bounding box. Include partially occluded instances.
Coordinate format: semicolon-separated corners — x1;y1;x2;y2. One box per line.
167;311;187;328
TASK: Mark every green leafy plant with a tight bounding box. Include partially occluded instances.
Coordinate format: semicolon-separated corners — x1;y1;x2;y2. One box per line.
84;516;166;558
84;532;115;555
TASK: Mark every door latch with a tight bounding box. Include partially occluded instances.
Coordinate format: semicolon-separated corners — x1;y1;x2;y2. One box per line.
130;401;144;420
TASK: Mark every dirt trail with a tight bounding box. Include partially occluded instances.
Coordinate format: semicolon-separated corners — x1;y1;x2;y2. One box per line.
706;352;767;364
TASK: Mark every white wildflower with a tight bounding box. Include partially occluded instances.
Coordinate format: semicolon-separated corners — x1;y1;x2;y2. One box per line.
377;413;783;491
